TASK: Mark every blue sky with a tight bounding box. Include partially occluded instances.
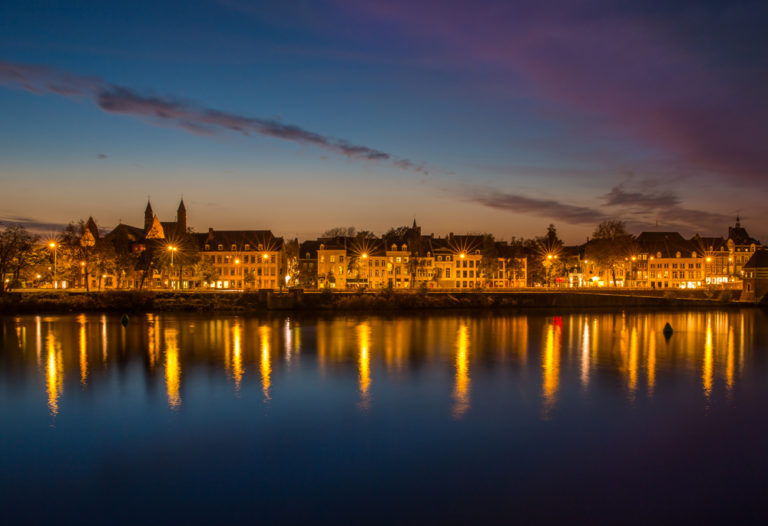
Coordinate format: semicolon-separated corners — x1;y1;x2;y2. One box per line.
1;0;766;242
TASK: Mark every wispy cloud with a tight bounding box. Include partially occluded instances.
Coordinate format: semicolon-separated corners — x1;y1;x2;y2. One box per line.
464;188;608;224
603;184;679;209
465;181;736;236
0;215;67;234
0;59;427;173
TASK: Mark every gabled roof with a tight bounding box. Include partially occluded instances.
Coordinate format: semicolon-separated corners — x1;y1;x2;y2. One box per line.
744;249;768;269
196;229;284;251
728;221;760;246
636;231;699;258
691;234;726;252
299;240;320;259
145;216;165;239
105;223;145;243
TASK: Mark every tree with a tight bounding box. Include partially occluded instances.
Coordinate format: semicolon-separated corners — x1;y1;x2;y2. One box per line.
524;225;564;287
323;226;356;237
0;223;39;293
479;234;499;286
59;220;97;291
587;220;635;286
194;258;219;286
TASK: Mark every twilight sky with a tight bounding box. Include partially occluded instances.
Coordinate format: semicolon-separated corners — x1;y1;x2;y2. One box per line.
1;0;766;243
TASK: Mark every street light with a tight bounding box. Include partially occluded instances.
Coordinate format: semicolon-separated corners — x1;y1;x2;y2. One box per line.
167;245;178;289
49;242;57;288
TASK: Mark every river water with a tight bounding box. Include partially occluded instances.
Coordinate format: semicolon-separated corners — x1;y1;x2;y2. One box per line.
2;309;767;523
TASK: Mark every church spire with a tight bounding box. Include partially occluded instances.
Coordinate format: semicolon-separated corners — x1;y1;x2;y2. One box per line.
176;198;187;235
144;199;154;232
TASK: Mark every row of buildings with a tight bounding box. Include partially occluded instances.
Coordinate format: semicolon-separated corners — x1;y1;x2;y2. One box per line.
38;200;767;298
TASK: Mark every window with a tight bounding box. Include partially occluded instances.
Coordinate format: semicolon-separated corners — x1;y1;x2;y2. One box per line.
244;244;250;251
330;256;335;263
204;244;210;251
339;255;344;263
231;244;237;251
218;244;223;251
446;269;451;278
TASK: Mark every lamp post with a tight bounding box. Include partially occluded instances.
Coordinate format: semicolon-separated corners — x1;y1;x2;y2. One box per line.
167;245;177;289
49;242;57;288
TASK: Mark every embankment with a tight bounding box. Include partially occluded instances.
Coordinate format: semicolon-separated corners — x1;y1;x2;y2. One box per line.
0;289;746;314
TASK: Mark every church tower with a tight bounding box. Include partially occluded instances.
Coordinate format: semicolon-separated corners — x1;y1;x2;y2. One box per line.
144;200;154;232
176;199;187;236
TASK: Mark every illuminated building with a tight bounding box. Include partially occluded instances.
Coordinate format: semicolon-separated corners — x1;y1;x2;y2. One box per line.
742;249;768;303
197;229;285;290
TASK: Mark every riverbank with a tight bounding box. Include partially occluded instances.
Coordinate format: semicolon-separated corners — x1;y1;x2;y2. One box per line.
0;288;748;314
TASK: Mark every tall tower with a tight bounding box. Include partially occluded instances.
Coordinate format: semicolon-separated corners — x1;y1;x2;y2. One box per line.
144;200;154;232
176;198;187;236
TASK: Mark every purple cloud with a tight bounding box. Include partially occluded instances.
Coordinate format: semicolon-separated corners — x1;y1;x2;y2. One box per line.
0;60;426;172
347;0;768;182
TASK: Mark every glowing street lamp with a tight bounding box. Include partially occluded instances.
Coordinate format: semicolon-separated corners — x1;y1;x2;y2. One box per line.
48;242;58;288
167;245;178;265
460;253;466;259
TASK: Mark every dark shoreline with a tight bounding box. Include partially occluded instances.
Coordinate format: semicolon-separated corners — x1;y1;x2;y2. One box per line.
0;289;751;315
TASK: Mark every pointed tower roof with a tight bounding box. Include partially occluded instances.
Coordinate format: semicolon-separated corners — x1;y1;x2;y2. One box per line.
145;199;153;214
145;215;166;239
84;216;99;239
178;198;186;212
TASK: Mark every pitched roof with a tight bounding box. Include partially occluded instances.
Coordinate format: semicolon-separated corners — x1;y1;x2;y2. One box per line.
636;231;699;258
728;223;759;246
691;234;726;252
196;229;284;251
744;249;768;269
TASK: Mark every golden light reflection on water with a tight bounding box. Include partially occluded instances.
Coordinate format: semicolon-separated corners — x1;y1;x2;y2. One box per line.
726;326;735;393
628;327;639;402
259;325;272;401
78;314;87;386
6;310;764;419
580;321;590;389
45;332;63;418
541;320;561;419
357;323;372;410
703;320;714;399
164;328;181;410
147;313;158;369
452;324;470;419
232;322;244;391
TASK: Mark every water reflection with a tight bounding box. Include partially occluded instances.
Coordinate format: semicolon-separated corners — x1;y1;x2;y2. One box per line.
259;325;271;401
357;323;371;410
452;324;470;419
78;314;87;386
232;322;243;391
541;319;561;418
1;310;763;420
164;327;181;410
45;332;63;417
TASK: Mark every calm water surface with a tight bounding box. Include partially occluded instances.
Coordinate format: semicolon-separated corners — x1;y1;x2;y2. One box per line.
2;309;768;523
